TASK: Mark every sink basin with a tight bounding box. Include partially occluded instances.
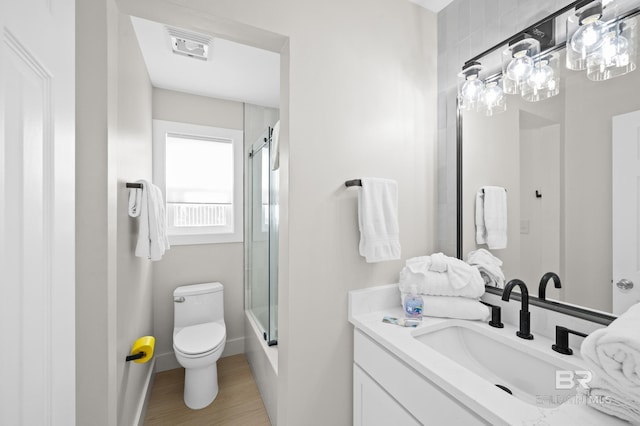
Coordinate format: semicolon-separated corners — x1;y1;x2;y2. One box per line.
413;321;581;407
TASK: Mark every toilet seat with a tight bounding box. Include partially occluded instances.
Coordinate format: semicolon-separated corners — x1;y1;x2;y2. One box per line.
174;322;225;356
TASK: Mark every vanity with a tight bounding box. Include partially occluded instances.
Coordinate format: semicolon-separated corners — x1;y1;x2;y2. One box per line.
349;284;628;426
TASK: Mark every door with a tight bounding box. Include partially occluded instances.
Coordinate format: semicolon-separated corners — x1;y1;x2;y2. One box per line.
0;1;75;425
612;110;640;315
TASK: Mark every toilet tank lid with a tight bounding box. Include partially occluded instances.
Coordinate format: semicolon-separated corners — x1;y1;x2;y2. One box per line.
174;282;223;297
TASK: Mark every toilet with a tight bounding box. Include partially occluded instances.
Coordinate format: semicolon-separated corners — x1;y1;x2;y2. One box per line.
173;282;226;409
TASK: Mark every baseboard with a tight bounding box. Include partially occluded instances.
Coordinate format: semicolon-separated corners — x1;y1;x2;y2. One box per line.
155;336;245;373
134;358;156;426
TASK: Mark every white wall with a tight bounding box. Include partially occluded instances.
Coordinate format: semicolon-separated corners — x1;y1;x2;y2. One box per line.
76;0;119;424
151;88;246;370
118;3;438;426
115;13;154;426
77;2;156;425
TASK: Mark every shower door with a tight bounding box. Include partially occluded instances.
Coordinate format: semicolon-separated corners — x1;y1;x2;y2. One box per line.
248;127;278;345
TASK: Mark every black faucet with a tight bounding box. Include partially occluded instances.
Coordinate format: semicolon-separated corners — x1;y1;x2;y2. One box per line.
552;326;588;355
501;279;534;340
539;272;562;300
480;301;504;328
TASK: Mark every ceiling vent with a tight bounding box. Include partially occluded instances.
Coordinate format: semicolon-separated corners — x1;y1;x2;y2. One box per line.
166;26;212;61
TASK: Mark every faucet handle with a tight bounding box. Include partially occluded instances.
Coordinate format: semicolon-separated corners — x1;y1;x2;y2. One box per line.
552;325;588;355
480;301;504;328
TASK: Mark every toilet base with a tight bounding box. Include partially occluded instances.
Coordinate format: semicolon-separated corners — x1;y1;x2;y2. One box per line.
183;363;219;410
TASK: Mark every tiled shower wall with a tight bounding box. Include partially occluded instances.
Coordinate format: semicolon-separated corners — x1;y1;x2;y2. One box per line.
436;0;574;256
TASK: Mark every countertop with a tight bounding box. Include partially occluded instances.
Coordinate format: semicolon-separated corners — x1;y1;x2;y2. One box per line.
348;284;628;426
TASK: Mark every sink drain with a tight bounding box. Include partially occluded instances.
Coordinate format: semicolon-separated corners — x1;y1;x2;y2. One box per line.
495;384;512;395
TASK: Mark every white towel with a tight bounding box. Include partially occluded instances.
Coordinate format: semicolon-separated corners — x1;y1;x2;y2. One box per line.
429;252;448;273
270;120;280;171
577;377;640;425
476;186;507;249
398;292;490;321
133;180;170;261
581;302;640;400
128;187;142;218
399;254;485;298
358;178;401;263
466;248;505;288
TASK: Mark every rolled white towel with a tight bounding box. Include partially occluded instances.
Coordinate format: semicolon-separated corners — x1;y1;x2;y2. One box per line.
398;292;490;321
581;302;640;400
577;377;640;425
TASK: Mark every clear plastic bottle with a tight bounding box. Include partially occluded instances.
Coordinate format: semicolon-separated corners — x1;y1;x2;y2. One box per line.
404;284;423;320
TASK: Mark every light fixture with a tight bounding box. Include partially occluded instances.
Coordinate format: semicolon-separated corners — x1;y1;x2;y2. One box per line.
566;0;615;70
521;54;560;102
479;78;506;116
586;20;637;80
502;38;541;95
457;62;485;111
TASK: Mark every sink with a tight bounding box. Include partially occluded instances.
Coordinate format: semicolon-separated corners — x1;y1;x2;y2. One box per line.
412;321;581;407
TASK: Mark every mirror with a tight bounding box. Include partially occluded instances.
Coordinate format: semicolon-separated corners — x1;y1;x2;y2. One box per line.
458;9;640;318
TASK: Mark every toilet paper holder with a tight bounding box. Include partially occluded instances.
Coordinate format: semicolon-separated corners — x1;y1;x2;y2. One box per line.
125;335;155;363
125;352;146;362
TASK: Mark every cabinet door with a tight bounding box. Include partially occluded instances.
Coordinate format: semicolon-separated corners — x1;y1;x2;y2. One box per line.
354;364;421;426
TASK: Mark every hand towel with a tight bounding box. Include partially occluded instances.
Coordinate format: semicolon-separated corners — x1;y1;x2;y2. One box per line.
476;186;507;249
398;292;490;321
270;120;280;171
399;254;485;298
467;248;506;288
581;302;640;400
358;178;401;263
128;186;142;218
134;180;170;261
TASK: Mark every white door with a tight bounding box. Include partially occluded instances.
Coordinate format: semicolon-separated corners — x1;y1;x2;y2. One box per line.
0;1;75;425
612;110;640;315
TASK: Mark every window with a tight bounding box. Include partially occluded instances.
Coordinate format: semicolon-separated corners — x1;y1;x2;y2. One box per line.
153;120;243;245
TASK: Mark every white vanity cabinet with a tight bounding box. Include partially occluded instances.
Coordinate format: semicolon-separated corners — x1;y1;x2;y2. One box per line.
353;329;489;426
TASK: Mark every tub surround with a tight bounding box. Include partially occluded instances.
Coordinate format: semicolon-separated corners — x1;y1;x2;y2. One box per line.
349;284;627;425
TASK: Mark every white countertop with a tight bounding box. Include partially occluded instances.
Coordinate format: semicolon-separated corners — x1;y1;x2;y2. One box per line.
348;284;628;426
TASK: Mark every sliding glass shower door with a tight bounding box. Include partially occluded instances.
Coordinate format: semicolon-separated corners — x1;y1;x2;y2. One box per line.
247;127;278;345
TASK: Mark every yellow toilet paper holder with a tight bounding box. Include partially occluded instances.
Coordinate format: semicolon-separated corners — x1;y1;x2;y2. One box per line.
125;336;155;364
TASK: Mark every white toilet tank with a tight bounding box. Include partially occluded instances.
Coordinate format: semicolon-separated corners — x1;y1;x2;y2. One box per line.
173;282;224;329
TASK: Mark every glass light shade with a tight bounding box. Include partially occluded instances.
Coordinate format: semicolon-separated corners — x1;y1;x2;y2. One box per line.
502;38;540;95
478;81;506;116
457;63;484;111
587;20;637;81
527;60;554;90
506;54;534;82
570;19;605;55
566;0;617;70
522;56;560;102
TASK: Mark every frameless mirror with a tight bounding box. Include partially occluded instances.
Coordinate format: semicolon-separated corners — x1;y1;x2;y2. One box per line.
458;7;640;320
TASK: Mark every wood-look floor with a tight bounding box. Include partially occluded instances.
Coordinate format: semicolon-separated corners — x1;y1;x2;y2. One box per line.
144;354;271;426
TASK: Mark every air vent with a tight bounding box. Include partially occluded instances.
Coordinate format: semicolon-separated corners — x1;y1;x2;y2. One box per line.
166;26;212;61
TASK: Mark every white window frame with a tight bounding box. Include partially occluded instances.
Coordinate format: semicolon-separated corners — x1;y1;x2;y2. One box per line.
153;119;244;245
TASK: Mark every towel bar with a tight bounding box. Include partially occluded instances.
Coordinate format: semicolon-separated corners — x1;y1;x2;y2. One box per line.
345;179;362;187
126;183;143;189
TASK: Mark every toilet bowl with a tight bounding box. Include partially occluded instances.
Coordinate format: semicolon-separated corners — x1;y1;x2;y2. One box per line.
173;282;226;409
